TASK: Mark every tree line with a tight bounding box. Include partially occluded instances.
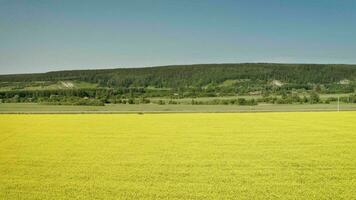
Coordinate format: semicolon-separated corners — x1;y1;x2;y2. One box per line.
1;63;355;88
1;88;355;106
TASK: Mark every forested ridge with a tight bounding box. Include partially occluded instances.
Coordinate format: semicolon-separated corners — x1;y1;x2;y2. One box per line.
1;63;356;87
1;63;355;106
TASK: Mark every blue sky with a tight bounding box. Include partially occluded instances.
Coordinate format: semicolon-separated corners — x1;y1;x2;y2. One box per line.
0;0;355;74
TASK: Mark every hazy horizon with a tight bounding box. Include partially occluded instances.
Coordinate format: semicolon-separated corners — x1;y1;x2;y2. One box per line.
1;0;356;74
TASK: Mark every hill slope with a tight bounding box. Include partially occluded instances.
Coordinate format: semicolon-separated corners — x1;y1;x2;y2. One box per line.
1;63;356;88
0;63;355;105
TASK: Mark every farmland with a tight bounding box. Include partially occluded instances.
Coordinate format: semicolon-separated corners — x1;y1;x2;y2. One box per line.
1;103;356;113
1;112;355;199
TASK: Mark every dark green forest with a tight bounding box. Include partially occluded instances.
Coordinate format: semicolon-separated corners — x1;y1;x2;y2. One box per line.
1;63;355;105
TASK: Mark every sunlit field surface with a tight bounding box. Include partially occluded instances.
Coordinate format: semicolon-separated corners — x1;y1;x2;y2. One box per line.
1;112;355;199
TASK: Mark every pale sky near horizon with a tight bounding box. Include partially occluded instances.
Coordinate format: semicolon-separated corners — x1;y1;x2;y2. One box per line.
0;0;356;74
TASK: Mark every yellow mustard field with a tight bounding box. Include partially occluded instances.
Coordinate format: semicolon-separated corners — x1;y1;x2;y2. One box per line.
0;112;355;199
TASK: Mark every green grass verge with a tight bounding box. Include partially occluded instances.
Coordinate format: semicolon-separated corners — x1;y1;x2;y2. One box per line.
0;103;356;113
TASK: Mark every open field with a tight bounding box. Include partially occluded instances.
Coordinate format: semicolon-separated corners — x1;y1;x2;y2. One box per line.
1;112;355;199
1;103;356;113
151;93;354;103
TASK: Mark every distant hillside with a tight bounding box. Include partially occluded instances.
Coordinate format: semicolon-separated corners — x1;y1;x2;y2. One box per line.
1;63;356;105
1;63;356;89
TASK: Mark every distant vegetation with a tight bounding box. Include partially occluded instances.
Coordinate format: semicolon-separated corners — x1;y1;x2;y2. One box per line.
0;63;355;106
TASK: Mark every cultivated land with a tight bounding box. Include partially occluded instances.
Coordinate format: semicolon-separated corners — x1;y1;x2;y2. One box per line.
1;112;355;199
0;103;356;113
